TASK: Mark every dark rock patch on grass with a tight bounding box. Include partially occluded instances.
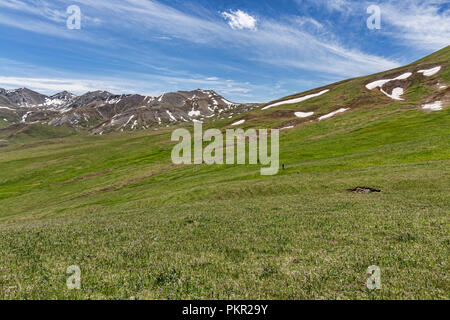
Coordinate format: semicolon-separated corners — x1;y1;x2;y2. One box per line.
348;186;381;193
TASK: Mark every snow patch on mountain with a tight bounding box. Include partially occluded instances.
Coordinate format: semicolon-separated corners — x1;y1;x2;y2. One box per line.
294;111;314;118
0;106;15;111
365;73;412;90
123;115;135;128
417;66;441;77
166;110;177;121
106;98;122;104
319;108;349;121
188;109;201;117
21;111;32;123
422;101;443;111
263;89;329;110
231;119;245;126
42;98;66;106
380;87;405;100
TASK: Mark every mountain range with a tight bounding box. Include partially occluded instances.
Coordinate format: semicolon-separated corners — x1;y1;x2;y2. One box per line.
0;88;258;135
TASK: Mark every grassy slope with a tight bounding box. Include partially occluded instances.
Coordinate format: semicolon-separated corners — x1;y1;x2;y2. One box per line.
0;47;449;299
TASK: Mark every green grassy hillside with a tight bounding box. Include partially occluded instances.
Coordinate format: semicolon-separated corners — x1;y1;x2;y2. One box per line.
0;47;449;299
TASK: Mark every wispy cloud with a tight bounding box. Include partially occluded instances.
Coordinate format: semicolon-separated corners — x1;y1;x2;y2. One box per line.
86;0;399;75
294;16;324;30
0;0;65;22
0;0;400;75
308;0;352;13
381;0;450;51
0;76;118;94
0;0;101;43
0;56;267;101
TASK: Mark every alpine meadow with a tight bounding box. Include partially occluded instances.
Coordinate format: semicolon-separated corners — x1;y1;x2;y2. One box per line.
0;0;449;302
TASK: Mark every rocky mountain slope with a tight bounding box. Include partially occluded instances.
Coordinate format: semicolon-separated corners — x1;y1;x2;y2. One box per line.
0;88;47;108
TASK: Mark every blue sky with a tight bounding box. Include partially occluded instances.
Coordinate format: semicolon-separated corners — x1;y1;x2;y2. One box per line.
0;0;448;102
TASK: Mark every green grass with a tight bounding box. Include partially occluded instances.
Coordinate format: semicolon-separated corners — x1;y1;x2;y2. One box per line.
0;47;449;300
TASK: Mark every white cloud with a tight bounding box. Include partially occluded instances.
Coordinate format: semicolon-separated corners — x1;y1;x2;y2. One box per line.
221;10;257;30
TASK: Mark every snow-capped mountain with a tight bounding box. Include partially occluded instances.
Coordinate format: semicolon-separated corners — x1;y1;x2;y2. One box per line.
0;88;47;108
